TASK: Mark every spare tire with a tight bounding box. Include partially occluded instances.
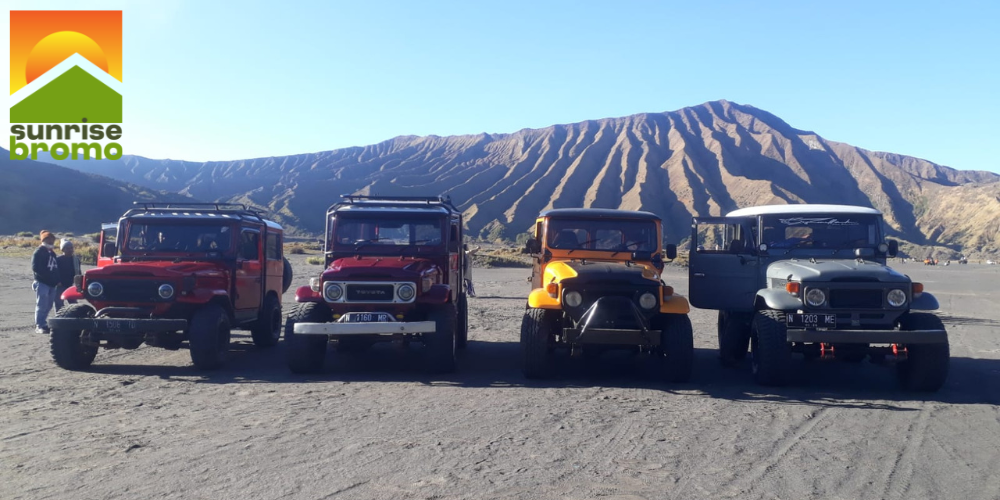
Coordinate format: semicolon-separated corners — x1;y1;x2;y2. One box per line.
282;257;294;293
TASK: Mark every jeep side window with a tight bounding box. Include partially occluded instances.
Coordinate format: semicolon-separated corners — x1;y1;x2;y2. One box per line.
265;232;281;260
240;231;260;260
695;223;747;254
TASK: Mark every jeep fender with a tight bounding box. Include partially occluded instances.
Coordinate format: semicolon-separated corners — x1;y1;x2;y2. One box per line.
527;288;561;309
910;291;939;311
417;284;451;304
294;285;323;303
659;293;690;314
755;288;802;311
61;287;85;302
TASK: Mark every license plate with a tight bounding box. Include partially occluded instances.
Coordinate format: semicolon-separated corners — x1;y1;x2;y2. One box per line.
344;313;392;323
786;313;836;329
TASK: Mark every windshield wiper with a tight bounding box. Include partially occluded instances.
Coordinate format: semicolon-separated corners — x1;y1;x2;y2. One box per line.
566;238;598;255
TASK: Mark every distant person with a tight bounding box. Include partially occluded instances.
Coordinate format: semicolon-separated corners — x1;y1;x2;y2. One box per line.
464;245;480;297
31;230;60;334
55;239;81;310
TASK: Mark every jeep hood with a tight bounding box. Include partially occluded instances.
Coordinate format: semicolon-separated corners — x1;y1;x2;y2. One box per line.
324;256;439;280
553;261;658;286
766;259;910;283
87;261;228;279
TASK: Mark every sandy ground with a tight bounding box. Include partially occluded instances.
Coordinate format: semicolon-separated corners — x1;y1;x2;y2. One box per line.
1;255;999;500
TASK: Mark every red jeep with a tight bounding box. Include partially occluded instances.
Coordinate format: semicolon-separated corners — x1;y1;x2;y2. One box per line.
48;203;293;370
285;195;468;374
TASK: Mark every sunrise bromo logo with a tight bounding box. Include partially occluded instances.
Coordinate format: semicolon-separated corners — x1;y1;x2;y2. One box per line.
9;10;123;161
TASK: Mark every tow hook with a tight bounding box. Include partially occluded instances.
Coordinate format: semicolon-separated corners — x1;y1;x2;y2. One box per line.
892;343;908;361
820;343;835;360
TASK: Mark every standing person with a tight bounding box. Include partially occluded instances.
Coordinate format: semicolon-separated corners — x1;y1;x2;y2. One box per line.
55;239;81;310
463;245;480;297
31;230;61;334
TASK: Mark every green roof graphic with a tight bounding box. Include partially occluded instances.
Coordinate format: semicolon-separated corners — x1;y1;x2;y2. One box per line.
10;65;122;123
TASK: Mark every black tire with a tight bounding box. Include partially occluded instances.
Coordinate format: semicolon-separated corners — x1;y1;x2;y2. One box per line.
751;309;792;386
718;311;750;366
285;302;331;374
520;307;555;379
456;293;469;350
424;303;457;373
188;305;231;370
250;295;282;348
647;314;694;383
282;257;294;294
897;313;949;392
50;304;99;370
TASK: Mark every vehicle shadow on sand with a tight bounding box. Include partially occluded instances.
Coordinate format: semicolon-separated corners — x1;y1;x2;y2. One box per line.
88;337;1000;409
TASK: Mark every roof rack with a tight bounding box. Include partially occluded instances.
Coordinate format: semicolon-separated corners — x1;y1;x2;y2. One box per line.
331;194;459;213
125;202;268;221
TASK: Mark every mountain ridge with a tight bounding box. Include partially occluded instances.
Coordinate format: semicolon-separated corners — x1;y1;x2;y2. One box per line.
39;100;1000;256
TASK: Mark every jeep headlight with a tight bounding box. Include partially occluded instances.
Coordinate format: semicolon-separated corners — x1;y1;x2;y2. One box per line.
805;288;826;307
397;284;416;301
87;281;104;297
324;283;343;301
309;277;321;292
564;291;583;308
158;284;174;299
887;288;907;307
638;292;657;309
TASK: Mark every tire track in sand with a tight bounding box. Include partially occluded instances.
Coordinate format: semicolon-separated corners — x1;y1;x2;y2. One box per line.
697;406;832;499
875;406;932;500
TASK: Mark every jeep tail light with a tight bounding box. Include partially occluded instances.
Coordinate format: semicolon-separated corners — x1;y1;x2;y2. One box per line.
422;276;433;292
662;286;674;297
785;282;801;295
310;277;321;292
546;283;558;298
74;275;83;293
912;282;923;297
182;276;196;293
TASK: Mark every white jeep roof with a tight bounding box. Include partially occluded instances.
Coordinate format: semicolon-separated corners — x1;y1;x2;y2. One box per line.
727;204;883;217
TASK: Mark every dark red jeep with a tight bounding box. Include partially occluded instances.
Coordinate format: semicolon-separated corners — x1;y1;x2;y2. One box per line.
284;195;468;374
48;203;293;370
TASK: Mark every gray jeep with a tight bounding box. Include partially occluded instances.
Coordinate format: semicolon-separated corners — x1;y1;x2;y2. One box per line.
689;204;949;391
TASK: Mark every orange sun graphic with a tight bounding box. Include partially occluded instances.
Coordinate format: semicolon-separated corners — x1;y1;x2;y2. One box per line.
26;31;110;84
10;11;122;95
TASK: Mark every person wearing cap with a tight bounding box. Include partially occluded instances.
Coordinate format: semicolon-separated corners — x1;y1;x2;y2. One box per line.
31;230;61;334
55;239;81;310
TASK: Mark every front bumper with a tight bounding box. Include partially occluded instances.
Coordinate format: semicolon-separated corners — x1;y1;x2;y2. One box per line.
564;328;661;345
294;321;436;336
786;329;947;344
47;317;188;335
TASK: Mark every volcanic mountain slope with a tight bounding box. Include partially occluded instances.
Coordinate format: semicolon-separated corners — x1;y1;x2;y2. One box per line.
0;149;190;234
49;100;1000;254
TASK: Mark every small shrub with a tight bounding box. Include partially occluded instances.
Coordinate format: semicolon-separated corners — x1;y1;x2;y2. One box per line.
16;231;33;237
77;246;98;266
288;245;306;255
305;256;325;265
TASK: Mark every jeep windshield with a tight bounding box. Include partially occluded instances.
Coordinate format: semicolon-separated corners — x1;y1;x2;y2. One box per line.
331;215;444;253
760;214;882;253
124;222;233;256
547;218;657;253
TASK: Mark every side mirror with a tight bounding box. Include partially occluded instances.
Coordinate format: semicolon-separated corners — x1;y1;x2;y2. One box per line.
665;244;677;260
886;239;898;258
523;238;541;254
102;242;116;258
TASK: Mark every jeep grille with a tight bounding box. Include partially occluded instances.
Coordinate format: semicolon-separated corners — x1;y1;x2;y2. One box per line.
345;284;395;302
101;280;166;302
829;289;883;309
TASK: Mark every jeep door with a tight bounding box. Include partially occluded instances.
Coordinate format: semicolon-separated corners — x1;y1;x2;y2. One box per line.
235;228;263;321
689;217;760;312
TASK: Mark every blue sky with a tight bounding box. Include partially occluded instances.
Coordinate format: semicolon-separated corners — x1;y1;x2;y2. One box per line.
4;0;999;172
